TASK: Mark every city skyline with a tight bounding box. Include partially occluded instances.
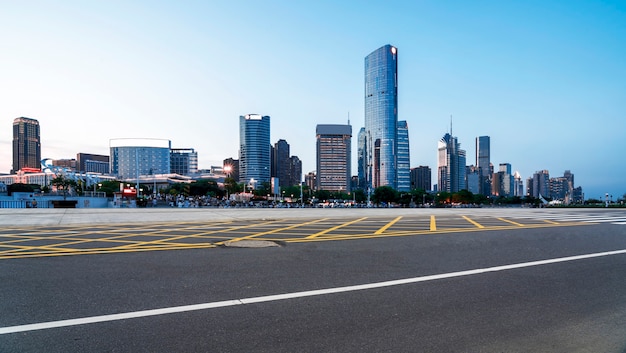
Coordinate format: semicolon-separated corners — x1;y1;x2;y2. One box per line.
1;1;624;199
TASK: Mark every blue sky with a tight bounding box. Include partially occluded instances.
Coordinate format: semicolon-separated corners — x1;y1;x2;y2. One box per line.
1;1;624;199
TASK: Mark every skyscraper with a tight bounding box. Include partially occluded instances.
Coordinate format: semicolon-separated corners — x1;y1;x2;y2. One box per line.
316;124;351;192
239;114;271;186
272;139;291;188
364;44;398;190
357;127;367;190
476;136;491;196
12;117;41;173
438;132;466;193
396;120;411;191
410;166;431;191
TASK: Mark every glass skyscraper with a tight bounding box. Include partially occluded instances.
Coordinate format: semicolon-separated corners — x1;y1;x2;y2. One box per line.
239;114;271;186
364;44;398;190
396;120;410;191
12;117;41;173
476;136;491;196
357;127;367;190
438;133;466;193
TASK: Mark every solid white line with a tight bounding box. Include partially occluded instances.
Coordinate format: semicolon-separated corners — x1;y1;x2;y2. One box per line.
2;249;626;335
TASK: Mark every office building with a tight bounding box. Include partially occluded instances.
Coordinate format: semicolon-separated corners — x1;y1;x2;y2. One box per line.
364;44;398;190
239;114;271;185
357;127;367;190
438;132;466;193
109;138;171;179
77;153;109;174
223;158;239;182
494;163;513;197
513;171;524;197
316;124;351;192
476;136;491;196
410;166;431;191
530;170;550;198
289;155;302;187
272;139;291;187
466;165;481;194
12;117;41;173
396;120;411;192
170;148;198;176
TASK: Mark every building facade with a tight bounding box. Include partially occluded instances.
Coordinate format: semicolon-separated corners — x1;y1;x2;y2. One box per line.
239;114;271;185
476;136;491;196
410;166;431;192
77;153;109;174
438;133;466;193
272;139;291;188
396;120;411;192
316;124;351;192
170;148;198;176
364;44;398;190
357;127;367;190
12;117;41;173
109;138;171;180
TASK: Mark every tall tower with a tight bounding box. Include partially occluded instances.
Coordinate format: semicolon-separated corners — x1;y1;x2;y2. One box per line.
239;114;271;186
316;124;352;193
364;44;398;190
476;136;491;196
12;117;41;173
272;139;290;187
396;120;411;191
357;127;367;190
438;133;466;193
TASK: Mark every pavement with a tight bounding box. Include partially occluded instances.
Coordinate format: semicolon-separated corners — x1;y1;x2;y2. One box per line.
0;207;448;226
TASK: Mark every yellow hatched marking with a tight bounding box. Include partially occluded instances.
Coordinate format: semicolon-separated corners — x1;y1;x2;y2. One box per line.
215;218;328;245
306;217;368;239
430;215;437;231
374;216;403;235
543;219;560;224
498;217;524;227
462;215;485;229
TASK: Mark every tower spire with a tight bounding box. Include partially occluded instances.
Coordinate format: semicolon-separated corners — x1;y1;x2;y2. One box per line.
450;115;453;136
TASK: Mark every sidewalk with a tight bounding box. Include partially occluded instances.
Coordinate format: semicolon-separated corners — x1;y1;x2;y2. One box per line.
0;207;443;227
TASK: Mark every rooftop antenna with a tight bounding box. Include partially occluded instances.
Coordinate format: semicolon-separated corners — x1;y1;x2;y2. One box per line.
348;111;350;126
450;115;453;136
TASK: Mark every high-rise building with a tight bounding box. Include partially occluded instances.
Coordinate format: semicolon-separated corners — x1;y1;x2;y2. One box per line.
272;139;291;188
12;117;41;173
410;166;431;191
513;171;524;197
397;120;411;192
476;136;491;196
239;114;271;185
438;133;466;193
357;127;367;190
109;138;171;179
531;170;550;198
289;155;302;186
364;44;398;190
223;158;239;181
170;148;198;176
316;124;351;192
466;165;481;194
494;163;513;197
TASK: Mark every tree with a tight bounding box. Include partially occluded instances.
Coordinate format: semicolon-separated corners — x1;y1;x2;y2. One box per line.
50;175;77;200
373;186;398;205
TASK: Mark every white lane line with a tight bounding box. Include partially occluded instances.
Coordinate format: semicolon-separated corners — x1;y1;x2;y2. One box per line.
2;249;625;335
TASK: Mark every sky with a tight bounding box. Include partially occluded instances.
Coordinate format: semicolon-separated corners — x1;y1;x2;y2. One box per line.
1;0;625;200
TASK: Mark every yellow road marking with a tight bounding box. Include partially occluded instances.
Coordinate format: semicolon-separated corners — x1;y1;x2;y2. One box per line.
215;218;329;245
374;216;403;235
462;215;485;228
306;217;368;239
498;217;524;226
543;219;560;224
430;215;437;231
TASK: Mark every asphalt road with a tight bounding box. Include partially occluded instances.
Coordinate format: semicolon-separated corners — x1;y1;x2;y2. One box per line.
1;209;625;352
